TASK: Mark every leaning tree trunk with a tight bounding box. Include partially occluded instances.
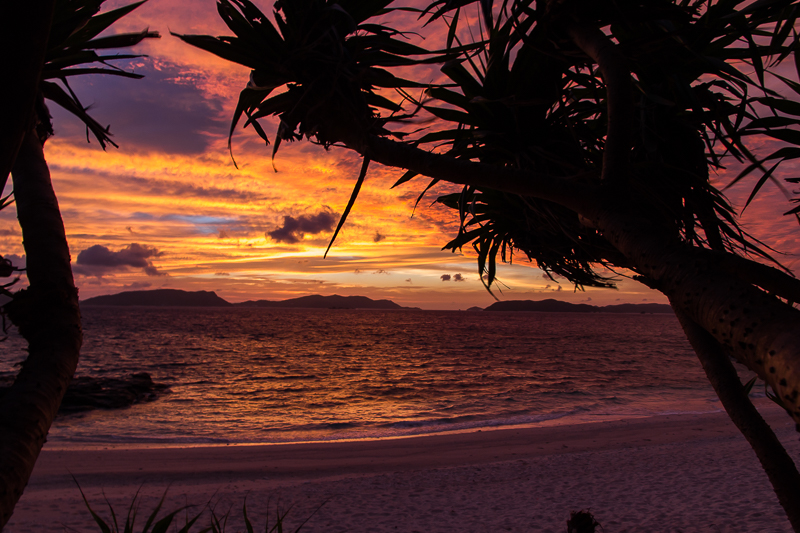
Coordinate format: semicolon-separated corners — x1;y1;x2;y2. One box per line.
0;129;82;530
586;204;800;530
583;203;800;426
672;306;800;531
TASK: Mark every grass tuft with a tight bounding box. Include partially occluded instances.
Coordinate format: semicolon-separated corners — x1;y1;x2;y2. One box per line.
74;479;324;533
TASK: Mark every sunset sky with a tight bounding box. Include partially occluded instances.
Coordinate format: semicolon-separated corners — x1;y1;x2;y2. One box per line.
1;0;798;309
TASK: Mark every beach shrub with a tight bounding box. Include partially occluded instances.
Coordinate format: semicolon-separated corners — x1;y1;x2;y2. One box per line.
77;481;201;533
77;480;318;533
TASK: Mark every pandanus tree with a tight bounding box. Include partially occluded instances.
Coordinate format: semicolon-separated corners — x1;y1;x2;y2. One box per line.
178;0;800;528
0;1;157;527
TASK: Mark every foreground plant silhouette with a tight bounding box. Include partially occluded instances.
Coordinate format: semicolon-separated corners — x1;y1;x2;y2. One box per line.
177;0;800;529
76;480;319;533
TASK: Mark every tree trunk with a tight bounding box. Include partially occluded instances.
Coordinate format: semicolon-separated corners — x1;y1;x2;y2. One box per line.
0;129;82;530
672;305;800;532
0;0;56;191
583;204;800;427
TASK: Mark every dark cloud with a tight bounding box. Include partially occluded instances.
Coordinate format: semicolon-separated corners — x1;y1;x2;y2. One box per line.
77;243;160;268
440;274;451;281
48;61;226;155
405;278;412;283
74;243;164;277
453;273;465;282
214;272;230;276
373;231;385;243
0;227;18;237
218;230;230;239
267;210;338;244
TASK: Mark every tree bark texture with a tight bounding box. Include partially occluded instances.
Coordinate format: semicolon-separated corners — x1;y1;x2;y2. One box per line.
586;205;800;427
0;130;82;530
672;306;800;532
0;0;56;193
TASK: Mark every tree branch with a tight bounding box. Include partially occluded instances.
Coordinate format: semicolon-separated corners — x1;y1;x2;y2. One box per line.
333;131;592;210
566;22;633;183
709;250;800;304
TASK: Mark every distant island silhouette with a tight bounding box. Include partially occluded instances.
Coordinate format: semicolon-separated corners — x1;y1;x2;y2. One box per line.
81;289;231;307
81;289;413;309
82;289;671;313
485;299;672;314
235;294;410;310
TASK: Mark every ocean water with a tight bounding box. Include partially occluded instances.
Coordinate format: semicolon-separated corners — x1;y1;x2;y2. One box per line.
0;307;730;446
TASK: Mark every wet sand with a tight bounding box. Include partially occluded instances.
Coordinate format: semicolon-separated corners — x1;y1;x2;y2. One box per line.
6;406;799;532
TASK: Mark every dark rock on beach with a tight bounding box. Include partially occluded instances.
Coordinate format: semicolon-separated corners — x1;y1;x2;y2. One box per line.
0;372;169;415
59;372;170;414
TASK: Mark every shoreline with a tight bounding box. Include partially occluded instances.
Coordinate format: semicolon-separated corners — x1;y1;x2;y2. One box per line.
42;407;728;451
8;406;799;532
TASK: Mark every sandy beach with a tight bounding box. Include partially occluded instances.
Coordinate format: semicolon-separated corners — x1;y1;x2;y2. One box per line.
6;406;800;532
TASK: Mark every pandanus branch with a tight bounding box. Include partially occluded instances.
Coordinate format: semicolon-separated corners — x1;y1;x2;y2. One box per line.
338;131;591;209
709;251;800;305
565;21;633;183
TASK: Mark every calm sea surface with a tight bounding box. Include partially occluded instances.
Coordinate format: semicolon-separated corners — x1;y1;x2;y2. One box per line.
1;307;731;446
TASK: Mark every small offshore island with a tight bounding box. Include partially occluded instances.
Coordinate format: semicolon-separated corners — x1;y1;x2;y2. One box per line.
81;289;672;313
484;299;673;314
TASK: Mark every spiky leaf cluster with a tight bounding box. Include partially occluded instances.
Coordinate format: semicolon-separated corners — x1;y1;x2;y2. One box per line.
188;0;800;290
417;0;800;287
174;0;439;165
40;0;160;148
